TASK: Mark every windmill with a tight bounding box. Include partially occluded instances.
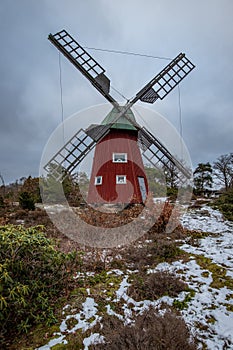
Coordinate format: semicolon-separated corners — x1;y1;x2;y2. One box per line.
45;29;195;205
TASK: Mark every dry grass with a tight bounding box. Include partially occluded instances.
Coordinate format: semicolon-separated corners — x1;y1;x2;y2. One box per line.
78;203;144;228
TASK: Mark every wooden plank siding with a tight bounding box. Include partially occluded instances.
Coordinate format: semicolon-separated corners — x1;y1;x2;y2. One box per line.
87;129;148;204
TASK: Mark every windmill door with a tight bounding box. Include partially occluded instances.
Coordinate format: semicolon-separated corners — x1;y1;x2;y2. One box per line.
138;177;147;202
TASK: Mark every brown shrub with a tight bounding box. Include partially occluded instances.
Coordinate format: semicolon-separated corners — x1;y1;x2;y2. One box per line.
123;238;182;270
26;209;51;225
78;204;144;228
150;239;181;260
128;270;188;301
147;200;183;235
11;208;28;220
91;308;197;350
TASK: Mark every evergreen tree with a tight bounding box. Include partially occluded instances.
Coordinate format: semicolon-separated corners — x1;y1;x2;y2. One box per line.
21;176;41;203
19;191;35;210
193;162;213;196
163;162;179;189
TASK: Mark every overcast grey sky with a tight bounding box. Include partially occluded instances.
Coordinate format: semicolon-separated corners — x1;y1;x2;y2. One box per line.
0;0;232;184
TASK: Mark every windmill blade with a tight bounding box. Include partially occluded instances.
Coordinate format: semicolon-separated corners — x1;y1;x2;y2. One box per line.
138;126;192;183
130;53;195;105
43;125;111;181
44;128;96;181
48;30;118;107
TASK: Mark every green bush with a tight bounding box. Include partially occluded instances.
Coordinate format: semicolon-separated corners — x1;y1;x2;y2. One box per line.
0;225;79;343
211;188;233;221
18;191;35;210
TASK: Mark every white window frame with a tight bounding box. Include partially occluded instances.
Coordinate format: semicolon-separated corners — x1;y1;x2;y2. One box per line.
112;153;127;163
116;175;127;184
95;176;102;185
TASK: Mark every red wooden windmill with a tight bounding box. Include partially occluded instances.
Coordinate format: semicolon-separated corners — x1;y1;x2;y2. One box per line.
87;107;148;204
45;30;195;205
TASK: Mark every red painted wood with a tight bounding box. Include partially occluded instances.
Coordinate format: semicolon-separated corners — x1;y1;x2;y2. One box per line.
87;129;148;204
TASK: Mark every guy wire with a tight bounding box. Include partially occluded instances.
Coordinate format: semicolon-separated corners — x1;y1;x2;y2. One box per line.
58;52;66;166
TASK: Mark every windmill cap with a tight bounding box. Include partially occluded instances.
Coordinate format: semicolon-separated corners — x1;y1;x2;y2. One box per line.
101;107;137;131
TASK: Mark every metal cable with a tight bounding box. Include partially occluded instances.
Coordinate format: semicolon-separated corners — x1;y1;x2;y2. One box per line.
58;52;64;127
58;51;64;128
84;47;172;61
111;85;128;102
57;44;184;158
178;84;184;161
178;84;183;139
58;52;66;165
131;105;152;131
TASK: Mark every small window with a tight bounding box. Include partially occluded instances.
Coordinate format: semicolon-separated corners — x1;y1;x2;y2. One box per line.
113;153;127;163
95;176;102;185
116;175;126;184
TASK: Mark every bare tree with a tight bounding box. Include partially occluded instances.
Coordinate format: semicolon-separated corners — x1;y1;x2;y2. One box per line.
213;153;233;190
0;173;5;197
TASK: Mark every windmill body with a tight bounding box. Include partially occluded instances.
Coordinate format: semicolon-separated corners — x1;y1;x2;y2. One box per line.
87;107;148;204
45;30;195;205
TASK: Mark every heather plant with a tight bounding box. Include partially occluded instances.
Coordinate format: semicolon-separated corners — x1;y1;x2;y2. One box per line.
91;308;197;350
123;238;182;270
128;270;188;301
0;225;80;344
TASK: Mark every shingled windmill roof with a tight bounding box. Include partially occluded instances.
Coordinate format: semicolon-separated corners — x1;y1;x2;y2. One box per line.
101;107;137;131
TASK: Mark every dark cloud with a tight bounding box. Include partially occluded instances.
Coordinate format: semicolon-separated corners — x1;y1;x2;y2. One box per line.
0;0;232;183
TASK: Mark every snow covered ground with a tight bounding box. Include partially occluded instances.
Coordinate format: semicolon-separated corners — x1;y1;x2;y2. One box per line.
36;205;233;350
181;206;233;277
179;205;233;349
